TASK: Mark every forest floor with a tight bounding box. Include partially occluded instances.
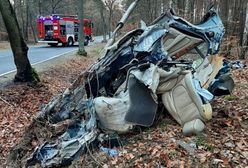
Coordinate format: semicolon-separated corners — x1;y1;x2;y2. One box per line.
0;43;248;167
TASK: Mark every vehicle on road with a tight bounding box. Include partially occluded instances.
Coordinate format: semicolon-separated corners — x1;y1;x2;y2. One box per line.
37;14;93;47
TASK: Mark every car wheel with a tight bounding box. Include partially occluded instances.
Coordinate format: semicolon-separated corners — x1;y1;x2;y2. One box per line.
67;37;74;47
84;38;89;46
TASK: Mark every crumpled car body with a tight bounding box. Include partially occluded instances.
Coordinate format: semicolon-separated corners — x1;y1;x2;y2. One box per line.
85;7;226;98
85;6;232;128
27;5;235;168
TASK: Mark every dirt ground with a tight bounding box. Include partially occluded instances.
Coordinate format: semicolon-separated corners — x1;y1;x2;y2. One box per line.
0;43;248;167
0;42;10;50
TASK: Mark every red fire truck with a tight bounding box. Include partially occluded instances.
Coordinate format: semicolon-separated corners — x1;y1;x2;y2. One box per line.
37;15;93;46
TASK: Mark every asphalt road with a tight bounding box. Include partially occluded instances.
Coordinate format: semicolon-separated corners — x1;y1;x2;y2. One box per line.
0;36;103;76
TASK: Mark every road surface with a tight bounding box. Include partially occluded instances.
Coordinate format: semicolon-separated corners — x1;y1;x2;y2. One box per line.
0;36;104;76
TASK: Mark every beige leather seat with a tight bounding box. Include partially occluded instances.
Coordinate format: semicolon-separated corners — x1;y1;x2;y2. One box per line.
94;92;133;132
158;69;211;126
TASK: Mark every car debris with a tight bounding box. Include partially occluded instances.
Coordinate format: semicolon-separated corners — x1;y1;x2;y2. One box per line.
100;147;119;157
177;140;197;155
27;1;235;167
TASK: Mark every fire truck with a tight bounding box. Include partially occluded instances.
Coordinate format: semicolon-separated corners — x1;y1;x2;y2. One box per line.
37;14;93;46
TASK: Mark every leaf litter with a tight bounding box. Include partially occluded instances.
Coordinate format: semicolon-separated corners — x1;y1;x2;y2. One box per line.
0;57;247;167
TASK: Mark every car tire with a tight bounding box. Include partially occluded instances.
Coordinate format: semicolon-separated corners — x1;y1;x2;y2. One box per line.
84;38;89;46
67;37;74;47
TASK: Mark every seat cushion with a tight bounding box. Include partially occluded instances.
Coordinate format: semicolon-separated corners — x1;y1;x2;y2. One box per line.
161;73;205;125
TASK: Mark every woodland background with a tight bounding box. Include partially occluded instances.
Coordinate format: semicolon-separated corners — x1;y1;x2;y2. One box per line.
0;0;247;58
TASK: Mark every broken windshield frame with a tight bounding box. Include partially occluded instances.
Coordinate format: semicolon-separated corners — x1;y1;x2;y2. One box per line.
176;42;208;69
162;27;208;69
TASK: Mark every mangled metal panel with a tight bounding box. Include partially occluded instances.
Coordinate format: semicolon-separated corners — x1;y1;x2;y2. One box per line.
27;99;97;167
84;6;226;99
153;6;225;55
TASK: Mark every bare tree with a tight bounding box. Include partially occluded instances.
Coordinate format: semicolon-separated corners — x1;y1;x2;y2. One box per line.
51;0;63;13
161;0;172;13
105;0;118;38
27;0;38;42
78;0;87;56
0;0;39;83
195;0;204;22
94;0;107;42
177;0;185;17
186;0;195;22
240;1;248;59
219;0;229;34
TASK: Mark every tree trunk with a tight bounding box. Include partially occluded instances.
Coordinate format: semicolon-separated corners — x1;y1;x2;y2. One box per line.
28;0;38;42
177;0;185;17
195;0;203;23
240;1;248;59
162;0;171;12
38;0;42;15
52;0;55;13
25;0;29;41
78;0;87;56
105;0;118;38
94;0;107;42
108;9;112;38
100;6;107;42
187;0;195;23
231;0;241;36
219;0;229;34
19;0;28;41
0;0;39;83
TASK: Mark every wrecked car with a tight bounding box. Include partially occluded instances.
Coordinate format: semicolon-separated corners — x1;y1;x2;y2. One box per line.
26;0;235;167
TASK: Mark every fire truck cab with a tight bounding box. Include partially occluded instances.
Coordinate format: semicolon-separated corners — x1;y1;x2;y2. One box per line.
37;15;93;47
